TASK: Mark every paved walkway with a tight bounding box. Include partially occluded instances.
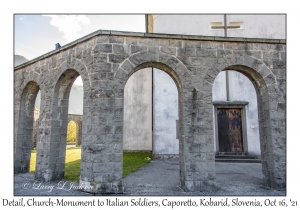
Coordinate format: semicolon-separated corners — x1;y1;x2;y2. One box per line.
14;160;285;196
122;159;285;196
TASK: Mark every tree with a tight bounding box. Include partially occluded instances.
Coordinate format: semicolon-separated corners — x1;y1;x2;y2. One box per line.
67;120;77;143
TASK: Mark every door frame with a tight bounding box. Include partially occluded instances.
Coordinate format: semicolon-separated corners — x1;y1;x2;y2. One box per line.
213;101;249;155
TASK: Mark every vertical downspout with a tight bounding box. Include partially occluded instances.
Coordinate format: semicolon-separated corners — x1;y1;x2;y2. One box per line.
226;70;230;101
145;14;149;33
152;67;154;157
224;14;227;37
224;14;229;101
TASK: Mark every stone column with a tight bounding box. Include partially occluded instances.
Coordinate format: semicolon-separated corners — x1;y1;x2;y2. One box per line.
182;87;216;191
80;79;124;194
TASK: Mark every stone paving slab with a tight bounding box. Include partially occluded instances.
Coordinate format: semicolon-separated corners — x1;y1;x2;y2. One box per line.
14;160;285;196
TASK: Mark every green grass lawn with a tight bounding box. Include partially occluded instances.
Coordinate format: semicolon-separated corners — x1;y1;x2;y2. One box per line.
30;147;151;182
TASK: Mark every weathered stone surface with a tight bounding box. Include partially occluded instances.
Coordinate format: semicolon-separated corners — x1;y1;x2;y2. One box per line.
196;49;217;58
107;35;124;43
14;30;286;194
94;54;107;63
160;46;177;55
93;44;112;54
178;48;196;57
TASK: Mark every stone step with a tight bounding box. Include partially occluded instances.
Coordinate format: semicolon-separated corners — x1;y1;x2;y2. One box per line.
215;158;261;163
215;155;261;163
216;155;261;159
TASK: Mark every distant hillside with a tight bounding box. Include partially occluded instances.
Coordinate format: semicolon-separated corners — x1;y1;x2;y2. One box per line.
14;55;29;67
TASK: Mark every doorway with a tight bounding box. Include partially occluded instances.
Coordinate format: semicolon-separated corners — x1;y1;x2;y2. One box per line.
217;108;243;154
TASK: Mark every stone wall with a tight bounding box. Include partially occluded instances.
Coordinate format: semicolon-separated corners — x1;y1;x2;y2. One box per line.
14;30;286;193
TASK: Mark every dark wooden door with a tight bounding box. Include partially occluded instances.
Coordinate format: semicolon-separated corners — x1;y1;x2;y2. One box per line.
217;108;243;153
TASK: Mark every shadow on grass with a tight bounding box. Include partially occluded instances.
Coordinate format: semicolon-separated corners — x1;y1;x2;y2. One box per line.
64;152;152;182
64;159;81;182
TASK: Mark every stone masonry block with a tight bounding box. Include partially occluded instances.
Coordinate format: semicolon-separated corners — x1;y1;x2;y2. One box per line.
93;44;112;54
113;44;127;54
184;40;201;48
196;49;217;58
109;54;128;63
96;35;109;43
125;37;138;45
273;60;286;69
160;46;177;55
91;62;112;72
94;54;108;63
264;74;276;85
109;36;125;44
263;50;280;60
129;51;149;65
120;60;135;73
178;48;196;57
130;45;147;54
114;69;128;81
92;163;114;173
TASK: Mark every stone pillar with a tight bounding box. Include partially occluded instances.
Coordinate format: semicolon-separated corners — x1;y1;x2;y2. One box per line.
182;88;216;191
14;81;39;173
35;70;78;181
80;79;124;194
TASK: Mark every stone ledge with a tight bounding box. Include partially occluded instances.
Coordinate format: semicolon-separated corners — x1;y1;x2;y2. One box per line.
213;101;249;106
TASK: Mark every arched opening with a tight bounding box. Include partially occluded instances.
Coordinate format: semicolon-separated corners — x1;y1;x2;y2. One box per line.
36;69;83;181
123;65;180;193
211;66;275;193
213;70;261;156
14;81;40;173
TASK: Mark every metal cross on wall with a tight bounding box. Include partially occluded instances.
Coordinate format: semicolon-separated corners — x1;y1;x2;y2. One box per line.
211;14;240;37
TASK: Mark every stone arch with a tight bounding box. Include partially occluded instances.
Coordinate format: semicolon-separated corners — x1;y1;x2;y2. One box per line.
55;58;91;92
222;65;281;190
35;66;85;181
207;54;285;190
14;80;40;173
115;51;192;92
20;75;42;94
114;54;192;191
